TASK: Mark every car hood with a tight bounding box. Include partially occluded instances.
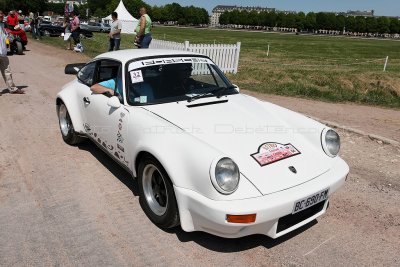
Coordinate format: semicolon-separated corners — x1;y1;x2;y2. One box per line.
143;94;330;195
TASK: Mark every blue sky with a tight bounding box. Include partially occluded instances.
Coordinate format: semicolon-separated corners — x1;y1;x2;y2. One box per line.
144;0;400;17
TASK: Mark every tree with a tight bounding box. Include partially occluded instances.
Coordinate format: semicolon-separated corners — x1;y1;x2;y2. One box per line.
88;0;109;17
336;15;345;31
377;16;390;34
345;16;356;32
389;18;400;34
355;16;366;32
106;0;151;19
0;0;47;14
295;12;306;30
316;12;328;29
304;12;316;31
366;17;377;33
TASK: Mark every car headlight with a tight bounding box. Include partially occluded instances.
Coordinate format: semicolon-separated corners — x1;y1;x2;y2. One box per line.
211;157;240;194
321;128;340;157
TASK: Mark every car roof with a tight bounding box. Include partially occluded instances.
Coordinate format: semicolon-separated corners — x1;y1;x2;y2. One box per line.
94;49;204;65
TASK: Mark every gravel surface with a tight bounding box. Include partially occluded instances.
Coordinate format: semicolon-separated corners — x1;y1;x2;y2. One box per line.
0;41;399;266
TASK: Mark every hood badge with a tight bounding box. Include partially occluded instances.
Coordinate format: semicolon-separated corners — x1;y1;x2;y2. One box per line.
289;166;297;174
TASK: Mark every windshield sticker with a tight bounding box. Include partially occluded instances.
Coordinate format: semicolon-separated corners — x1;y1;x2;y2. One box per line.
251;142;301;166
128;57;214;72
130;70;144;84
140;96;147;103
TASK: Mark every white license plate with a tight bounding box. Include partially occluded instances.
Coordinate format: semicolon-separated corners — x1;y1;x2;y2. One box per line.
292;188;329;214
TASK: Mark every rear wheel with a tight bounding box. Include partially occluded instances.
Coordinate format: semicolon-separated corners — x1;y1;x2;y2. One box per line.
138;155;179;228
57;102;85;145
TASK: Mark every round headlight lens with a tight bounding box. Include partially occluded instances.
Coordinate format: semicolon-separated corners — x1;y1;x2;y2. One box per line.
324;129;340;157
215;158;240;194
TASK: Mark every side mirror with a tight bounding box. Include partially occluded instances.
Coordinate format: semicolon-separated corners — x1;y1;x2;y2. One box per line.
232;84;240;93
65;63;85;75
107;96;121;109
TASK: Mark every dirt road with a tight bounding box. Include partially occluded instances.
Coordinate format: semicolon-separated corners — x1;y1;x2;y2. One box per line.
0;41;399;266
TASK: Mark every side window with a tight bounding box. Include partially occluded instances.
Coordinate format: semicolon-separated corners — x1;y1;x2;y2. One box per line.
97;60;121;83
96;60;124;102
77;62;96;86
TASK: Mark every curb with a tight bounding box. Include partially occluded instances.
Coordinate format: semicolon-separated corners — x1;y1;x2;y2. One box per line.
309;117;400;147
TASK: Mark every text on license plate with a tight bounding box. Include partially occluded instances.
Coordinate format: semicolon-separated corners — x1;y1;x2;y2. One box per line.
292;188;329;214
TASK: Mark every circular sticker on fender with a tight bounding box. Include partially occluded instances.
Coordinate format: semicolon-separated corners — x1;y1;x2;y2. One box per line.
251;142;301;166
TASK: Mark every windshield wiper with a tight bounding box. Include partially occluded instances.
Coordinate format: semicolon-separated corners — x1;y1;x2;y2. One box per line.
187;85;236;103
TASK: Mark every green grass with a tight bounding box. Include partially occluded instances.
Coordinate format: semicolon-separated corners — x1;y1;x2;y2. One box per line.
36;27;400;108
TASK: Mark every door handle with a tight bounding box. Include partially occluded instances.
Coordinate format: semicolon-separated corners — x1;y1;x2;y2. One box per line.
83;97;90;104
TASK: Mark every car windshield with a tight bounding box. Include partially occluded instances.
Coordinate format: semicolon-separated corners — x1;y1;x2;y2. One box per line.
126;57;237;105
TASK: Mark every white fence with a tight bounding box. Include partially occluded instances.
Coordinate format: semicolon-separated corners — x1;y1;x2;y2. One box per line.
150;39;241;74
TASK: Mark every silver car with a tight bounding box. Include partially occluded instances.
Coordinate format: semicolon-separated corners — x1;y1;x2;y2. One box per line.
81;22;111;33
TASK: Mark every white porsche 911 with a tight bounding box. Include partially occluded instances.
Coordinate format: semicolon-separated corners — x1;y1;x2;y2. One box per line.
56;49;349;239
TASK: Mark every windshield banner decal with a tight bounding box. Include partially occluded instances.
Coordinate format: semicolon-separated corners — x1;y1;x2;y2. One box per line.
128;57;214;72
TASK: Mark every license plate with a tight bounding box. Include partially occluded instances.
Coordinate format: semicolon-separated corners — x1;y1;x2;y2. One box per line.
292;188;329;214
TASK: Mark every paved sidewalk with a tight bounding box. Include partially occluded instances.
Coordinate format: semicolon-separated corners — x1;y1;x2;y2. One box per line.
244;90;400;144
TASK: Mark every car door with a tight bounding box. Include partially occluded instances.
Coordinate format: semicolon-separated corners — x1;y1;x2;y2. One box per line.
75;61;97;129
84;59;130;167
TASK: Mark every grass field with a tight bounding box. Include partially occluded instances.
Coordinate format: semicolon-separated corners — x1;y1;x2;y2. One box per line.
37;27;400;108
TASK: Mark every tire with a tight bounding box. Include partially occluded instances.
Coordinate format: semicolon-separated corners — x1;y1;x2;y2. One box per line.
57;102;85;145
16;41;23;55
44;30;50;37
138;155;180;228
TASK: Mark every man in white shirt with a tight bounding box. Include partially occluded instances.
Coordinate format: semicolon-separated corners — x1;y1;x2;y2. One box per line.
109;12;122;51
0;11;22;94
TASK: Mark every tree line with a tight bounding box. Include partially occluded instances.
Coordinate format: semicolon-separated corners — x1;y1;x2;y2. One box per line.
219;10;400;34
88;0;209;25
0;0;209;25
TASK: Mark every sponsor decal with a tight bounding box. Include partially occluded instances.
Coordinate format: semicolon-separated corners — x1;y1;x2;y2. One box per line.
120;112;125;118
114;152;120;159
118;123;122;131
251;142;301;166
117;131;124;143
107;144;114;151
83;123;91;133
117;144;125;152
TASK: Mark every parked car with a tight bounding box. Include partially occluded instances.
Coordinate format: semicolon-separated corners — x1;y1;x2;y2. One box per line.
81;22;111;32
56;49;349;239
39;23;93;38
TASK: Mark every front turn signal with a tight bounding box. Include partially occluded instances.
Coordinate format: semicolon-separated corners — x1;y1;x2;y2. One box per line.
226;214;256;224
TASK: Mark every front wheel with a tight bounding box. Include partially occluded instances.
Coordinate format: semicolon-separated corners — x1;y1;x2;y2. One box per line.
57;102;85;145
16;41;23;55
138;155;179;228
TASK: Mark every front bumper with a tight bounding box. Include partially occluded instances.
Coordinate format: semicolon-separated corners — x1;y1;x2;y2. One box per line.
174;157;349;239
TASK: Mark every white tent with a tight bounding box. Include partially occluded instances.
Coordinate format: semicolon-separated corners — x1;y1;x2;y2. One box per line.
102;0;138;34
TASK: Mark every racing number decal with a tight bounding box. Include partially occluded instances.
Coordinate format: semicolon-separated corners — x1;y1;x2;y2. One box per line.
251;142;301;166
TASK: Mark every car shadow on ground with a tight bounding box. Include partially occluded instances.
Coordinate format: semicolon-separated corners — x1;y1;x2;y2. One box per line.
77;141;318;252
77;142;139;197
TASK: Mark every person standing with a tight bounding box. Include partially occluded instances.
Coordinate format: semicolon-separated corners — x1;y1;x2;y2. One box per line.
29;11;35;38
134;7;152;49
70;12;80;47
109;12;122;51
63;16;72;50
0;11;23;94
6;10;19;29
